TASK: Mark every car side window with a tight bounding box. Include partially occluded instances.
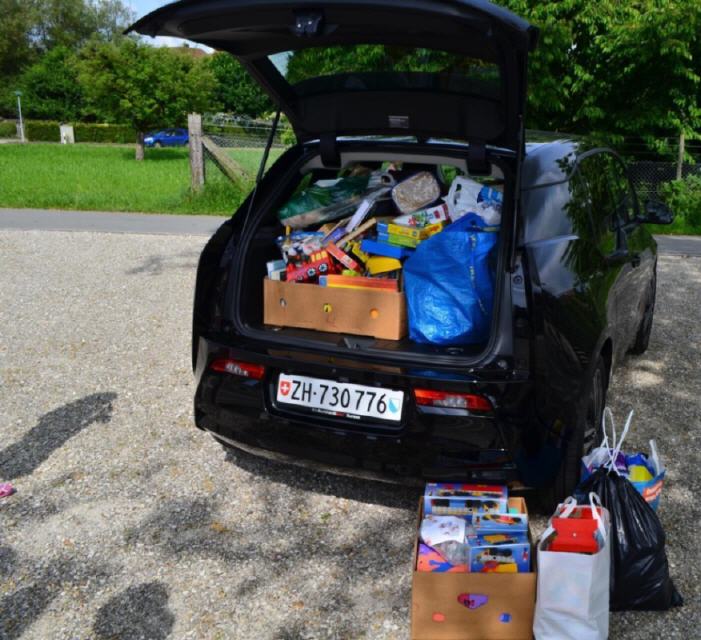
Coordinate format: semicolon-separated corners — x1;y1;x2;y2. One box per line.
576;154;617;256
603;153;637;227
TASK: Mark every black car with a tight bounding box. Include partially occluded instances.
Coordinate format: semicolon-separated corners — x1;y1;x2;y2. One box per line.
131;0;673;505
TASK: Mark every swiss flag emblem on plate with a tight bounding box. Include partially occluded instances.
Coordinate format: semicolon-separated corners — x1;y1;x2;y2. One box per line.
279;380;291;396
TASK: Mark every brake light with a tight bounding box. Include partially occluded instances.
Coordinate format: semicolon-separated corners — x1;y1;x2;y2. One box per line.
413;389;492;411
210;359;265;380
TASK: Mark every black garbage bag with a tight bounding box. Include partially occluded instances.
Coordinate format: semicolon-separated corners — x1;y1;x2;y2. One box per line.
575;467;683;611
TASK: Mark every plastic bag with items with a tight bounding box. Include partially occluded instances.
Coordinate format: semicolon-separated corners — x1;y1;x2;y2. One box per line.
277;175;371;229
404;213;497;345
575;413;682;611
445;176;503;226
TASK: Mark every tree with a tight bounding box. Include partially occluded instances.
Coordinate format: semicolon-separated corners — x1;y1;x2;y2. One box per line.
497;0;701;150
19;46;83;121
207;52;272;117
30;0;134;53
0;0;36;77
78;39;218;160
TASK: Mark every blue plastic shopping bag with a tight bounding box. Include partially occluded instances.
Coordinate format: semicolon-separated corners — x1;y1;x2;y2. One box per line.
403;213;497;345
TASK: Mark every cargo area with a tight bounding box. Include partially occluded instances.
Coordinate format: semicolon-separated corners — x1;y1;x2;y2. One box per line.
235;145;513;364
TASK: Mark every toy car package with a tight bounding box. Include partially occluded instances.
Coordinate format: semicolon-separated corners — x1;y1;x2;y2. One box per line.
423;483;508;516
467;532;530;573
471;511;528;533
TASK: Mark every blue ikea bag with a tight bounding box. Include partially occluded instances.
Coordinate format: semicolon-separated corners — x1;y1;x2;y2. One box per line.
404;213;497;345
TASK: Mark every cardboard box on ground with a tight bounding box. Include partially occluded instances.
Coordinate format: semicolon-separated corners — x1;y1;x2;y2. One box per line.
412;485;536;640
262;163;503;344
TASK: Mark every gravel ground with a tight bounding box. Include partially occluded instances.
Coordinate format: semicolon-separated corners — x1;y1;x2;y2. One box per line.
0;230;699;640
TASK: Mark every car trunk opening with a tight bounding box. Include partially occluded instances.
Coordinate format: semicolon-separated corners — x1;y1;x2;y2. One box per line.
231;140;515;367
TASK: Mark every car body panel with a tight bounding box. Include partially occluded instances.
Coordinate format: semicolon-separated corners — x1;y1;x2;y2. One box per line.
129;0;538;150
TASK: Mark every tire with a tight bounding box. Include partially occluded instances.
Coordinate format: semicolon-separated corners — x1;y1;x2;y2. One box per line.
536;357;607;512
629;270;656;355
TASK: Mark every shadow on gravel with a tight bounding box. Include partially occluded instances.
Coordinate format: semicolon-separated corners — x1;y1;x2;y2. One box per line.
93;582;174;640
222;444;419;510
0;556;110;640
126;250;199;276
0;392;117;480
126;492;413;638
0;545;17;576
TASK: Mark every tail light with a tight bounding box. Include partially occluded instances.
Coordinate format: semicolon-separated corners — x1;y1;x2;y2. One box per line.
210;359;265;380
413;389;492;412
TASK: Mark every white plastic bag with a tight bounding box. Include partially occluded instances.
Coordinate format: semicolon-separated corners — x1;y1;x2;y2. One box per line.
445;176;502;226
533;493;611;640
581;407;632;476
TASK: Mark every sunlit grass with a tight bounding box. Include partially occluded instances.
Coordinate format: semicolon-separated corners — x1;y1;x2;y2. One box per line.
0;143;281;215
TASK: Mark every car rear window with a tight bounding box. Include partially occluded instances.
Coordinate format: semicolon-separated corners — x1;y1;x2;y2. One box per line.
269;45;501;101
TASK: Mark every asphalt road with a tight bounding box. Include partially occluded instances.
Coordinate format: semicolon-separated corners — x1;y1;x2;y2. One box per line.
0;208;699;256
0;226;699;639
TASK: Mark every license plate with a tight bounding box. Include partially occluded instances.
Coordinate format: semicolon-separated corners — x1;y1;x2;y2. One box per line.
276;374;404;422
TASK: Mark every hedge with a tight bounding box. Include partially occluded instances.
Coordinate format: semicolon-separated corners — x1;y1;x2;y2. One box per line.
0;120;17;138
75;123;136;144
25;120;61;141
23;120;137;143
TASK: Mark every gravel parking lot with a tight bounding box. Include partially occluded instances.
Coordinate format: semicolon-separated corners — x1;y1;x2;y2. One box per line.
0;229;699;639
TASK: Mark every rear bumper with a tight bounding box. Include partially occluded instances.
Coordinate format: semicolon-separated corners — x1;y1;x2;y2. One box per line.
193;338;553;485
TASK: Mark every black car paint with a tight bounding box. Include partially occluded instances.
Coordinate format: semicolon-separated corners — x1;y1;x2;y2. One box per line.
190;139;659;496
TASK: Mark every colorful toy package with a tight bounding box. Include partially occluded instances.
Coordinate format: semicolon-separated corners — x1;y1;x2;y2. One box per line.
423;483;508;516
467;533;530;573
417;543;467;573
471;510;528;533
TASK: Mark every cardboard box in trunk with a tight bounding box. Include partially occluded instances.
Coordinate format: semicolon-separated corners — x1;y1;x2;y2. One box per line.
411;497;536;640
263;277;407;340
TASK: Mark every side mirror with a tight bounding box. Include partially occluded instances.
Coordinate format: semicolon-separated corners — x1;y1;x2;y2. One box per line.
640;199;674;225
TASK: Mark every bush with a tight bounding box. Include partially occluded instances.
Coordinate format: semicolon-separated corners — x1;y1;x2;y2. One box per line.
660;175;701;228
0;120;17;138
23;120;136;143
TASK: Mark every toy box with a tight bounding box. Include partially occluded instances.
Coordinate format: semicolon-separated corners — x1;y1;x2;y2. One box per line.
412;497;535;640
423;483;508;516
263;278;407;340
360;238;414;260
467;533;530;573
471;511;529;533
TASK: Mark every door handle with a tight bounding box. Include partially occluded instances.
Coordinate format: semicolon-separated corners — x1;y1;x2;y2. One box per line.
630;253;641;268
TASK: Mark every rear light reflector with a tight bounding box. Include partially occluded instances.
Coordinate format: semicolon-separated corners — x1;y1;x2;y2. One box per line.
210;359;265;380
413;389;492;411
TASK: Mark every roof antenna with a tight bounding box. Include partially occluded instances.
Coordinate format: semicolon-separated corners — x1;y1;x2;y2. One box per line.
242;109;281;232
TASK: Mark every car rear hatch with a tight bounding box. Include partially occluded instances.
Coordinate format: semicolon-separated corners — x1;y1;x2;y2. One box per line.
128;0;538;153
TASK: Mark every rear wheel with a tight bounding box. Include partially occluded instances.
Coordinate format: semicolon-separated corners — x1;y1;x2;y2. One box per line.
537;356;607;512
629;270;656;355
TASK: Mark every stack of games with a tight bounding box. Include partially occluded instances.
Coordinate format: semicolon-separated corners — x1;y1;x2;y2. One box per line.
417;483;530;574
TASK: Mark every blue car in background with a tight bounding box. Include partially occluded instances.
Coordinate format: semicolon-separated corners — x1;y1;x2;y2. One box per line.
144;128;189;147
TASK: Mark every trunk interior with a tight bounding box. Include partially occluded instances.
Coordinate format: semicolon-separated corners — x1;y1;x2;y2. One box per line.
235;143;513;365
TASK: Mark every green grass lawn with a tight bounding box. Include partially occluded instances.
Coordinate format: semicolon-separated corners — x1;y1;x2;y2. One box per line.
0;143;281;216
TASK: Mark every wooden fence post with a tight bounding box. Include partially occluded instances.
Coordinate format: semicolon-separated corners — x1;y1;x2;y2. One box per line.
188;113;205;192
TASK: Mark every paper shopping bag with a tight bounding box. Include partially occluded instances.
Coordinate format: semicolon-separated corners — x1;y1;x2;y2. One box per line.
533;494;610;640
